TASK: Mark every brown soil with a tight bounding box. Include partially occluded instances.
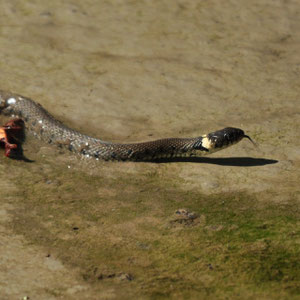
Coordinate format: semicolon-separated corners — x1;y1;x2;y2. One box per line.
0;1;299;299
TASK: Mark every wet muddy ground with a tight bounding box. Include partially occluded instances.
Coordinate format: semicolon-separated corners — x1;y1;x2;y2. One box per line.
0;0;300;299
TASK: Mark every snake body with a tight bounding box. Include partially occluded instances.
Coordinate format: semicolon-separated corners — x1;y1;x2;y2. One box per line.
0;90;251;161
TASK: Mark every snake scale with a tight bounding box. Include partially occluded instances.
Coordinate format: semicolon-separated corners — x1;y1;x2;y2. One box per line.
0;90;253;161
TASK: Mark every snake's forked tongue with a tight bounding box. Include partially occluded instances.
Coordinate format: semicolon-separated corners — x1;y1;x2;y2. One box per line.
243;134;258;148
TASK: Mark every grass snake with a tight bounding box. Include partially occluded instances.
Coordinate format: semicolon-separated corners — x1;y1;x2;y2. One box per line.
0;90;253;161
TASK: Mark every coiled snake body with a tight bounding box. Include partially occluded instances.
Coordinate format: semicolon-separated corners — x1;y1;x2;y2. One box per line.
0;90;252;161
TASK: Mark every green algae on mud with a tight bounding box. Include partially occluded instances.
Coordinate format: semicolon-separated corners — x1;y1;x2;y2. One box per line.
2;153;300;299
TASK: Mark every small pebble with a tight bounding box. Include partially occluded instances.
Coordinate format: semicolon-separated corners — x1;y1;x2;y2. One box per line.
7;97;16;104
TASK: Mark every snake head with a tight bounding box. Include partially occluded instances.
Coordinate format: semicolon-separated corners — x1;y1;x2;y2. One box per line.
208;127;245;148
200;127;255;153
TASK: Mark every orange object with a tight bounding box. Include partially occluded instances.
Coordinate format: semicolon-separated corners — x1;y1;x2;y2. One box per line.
0;119;25;157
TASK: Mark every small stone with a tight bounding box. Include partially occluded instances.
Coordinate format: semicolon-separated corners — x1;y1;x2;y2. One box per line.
118;273;133;281
171;209;199;226
7;97;16;105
